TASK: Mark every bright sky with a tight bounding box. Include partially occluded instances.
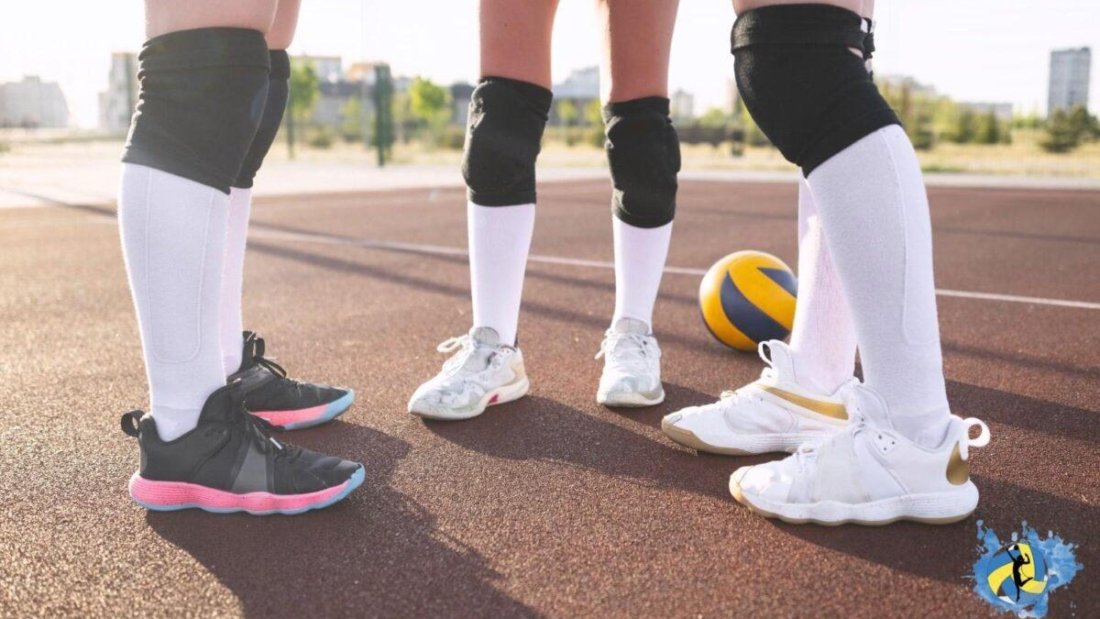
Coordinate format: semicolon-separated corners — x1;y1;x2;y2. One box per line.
2;1;1097;128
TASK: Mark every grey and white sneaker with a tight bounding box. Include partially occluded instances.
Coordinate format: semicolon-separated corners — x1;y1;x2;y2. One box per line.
596;317;665;407
407;327;529;421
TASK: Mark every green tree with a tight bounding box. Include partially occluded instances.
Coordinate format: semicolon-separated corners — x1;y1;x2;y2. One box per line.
975;111;1001;145
409;77;452;145
584;99;606;147
286;60;320;159
1040;105;1098;153
697;107;732;128
340;97;365;143
951;109;977;144
558;100;578;127
584;99;603;126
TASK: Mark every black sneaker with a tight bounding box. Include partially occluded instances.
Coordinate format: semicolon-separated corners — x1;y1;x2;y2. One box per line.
121;382;364;515
230;331;354;430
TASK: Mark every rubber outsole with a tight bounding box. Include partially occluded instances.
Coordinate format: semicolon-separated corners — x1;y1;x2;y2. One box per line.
660;417;757;456
728;469;974;526
597;388;666;408
130;466;365;516
252;389;355;431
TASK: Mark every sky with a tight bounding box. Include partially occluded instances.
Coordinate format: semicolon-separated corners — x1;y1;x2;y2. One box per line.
1;1;1097;128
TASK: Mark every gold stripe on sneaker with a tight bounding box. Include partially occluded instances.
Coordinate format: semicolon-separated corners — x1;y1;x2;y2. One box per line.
761;386;848;420
946;443;969;485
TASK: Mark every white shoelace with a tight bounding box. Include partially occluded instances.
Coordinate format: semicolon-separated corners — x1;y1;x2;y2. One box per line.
595;331;656;368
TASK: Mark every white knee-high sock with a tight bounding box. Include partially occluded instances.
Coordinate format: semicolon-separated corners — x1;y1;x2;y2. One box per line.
468;202;535;346
787;178;857;394
805;125;951;447
220;187;252;374
118;164;229;441
612;218;672;330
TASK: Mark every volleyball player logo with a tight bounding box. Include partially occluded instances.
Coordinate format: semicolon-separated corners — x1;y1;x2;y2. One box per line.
971;521;1083;618
698;250;797;352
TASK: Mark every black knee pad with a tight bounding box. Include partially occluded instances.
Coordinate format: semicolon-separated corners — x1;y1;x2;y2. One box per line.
122;28;271;194
604;97;680;228
462;76;553;206
731;5;900;175
235;50;290;189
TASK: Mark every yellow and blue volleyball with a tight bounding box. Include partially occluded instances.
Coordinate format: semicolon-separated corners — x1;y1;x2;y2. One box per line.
699;250;798;352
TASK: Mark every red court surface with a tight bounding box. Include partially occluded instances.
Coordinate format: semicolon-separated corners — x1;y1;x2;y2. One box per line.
1;179;1097;617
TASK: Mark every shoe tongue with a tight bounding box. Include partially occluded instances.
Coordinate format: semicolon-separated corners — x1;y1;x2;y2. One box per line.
759;340;796;378
847;385;895;430
611;317;650;336
469;326;502;347
198;384;242;425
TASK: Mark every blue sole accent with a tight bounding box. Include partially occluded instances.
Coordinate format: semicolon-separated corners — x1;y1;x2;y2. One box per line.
134;466;366;516
279;389;355;431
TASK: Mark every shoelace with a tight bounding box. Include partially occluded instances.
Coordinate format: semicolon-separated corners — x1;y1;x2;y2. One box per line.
246;334;288;378
595;330;653;364
438;334;478;374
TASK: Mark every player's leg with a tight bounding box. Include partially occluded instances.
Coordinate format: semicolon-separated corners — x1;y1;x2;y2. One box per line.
407;0;557;420
593;0;680;408
662;177;858;454
721;0;990;524
215;0;355;431
662;4;865;453
118;0;363;514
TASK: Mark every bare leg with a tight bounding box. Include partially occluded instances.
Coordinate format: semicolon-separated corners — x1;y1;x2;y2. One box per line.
598;0;680;102
480;0;559;87
145;0;278;38
266;0;302;50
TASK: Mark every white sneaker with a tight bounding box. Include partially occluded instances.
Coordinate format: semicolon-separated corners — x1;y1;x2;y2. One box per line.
661;340;852;455
596;317;665;407
729;384;991;525
407;327;529;421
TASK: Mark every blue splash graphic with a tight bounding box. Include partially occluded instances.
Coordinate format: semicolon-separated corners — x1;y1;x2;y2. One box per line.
971;520;1083;618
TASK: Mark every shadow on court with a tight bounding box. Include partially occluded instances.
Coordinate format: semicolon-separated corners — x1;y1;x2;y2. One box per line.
146;423;538;618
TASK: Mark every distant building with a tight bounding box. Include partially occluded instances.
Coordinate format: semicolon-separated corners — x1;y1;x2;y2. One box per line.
0;75;69;128
670;89;695;121
99;52;138;131
551;66;599;124
878;74;938;99
960;101;1014;121
1048;47;1090;116
450;82;474;124
298;55;344;83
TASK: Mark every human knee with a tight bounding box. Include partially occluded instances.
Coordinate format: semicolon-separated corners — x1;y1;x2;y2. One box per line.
122;28;271;194
731;4;899;174
604;97;680;228
462;76;553;206
234;50;290;188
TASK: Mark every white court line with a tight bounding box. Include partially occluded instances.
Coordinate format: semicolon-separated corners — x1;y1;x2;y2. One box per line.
250;228;1100;311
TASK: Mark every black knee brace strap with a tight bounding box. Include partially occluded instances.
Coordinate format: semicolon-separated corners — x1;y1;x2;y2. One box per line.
235;50;290;189
604;97;680;228
122;28;271;194
462;76;553;206
731;5;899;175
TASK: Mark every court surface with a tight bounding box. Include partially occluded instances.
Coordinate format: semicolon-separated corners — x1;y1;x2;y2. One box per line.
1;178;1097;617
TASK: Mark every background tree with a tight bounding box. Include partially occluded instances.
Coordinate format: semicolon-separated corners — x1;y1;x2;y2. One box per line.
286;60;319;159
558;100;578;127
408;77;452;146
975;110;1001;145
